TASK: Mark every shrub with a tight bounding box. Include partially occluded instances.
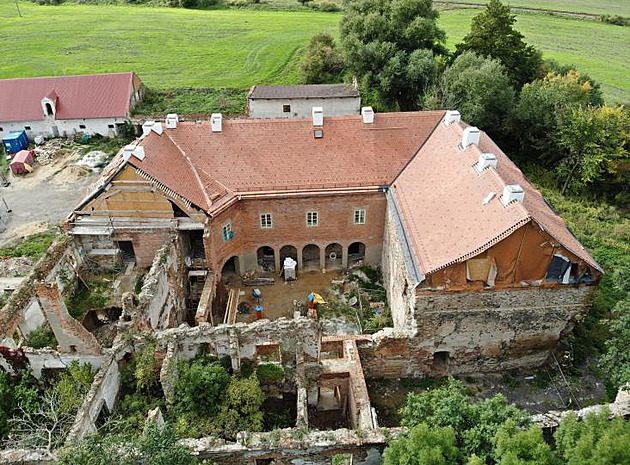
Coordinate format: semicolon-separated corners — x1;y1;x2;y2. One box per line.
0;231;58;259
174;358;231;416
25;326;57;349
256;363;285;384
600;15;630;26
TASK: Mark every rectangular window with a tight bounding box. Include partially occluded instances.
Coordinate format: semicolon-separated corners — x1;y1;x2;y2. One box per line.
283;104;291;113
222;222;233;242
260;213;272;229
79;124;86;129
24;126;31;130
306;211;319;227
108;124;115;129
354;208;366;225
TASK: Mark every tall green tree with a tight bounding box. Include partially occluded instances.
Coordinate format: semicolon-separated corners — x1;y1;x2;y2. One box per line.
554;410;630;465
340;0;445;110
556;105;630;194
216;376;264;440
400;378;530;462
455;0;542;89
300;31;346;84
174;358;231;417
383;423;459;465
424;51;515;130
510;70;600;165
494;420;559;465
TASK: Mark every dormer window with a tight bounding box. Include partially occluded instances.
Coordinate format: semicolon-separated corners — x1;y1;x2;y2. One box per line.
45;103;54;116
41;90;58;119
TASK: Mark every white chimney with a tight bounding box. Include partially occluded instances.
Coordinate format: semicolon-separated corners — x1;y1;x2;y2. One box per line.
462;126;480;148
165;113;179;129
312;107;324;127
501;185;525;206
476;153;498;172
151;122;163;135
142;120;155;136
443;110;461;126
211;113;222;133
361;106;374;124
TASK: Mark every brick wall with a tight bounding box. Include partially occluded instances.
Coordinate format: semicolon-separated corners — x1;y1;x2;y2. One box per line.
114;230;172;268
205;192;387;278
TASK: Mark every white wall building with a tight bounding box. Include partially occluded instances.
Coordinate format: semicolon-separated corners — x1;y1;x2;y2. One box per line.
248;84;361;119
0;72;144;141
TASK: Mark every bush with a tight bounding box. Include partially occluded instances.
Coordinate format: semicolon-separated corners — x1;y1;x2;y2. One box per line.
300;31;345;84
0;231;58;259
25;326;57;349
173;358;231;416
310;1;340;11
256;363;285;384
600;14;630;26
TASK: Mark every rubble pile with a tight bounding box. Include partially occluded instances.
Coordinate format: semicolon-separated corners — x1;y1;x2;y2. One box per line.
33;138;79;165
0;256;34;277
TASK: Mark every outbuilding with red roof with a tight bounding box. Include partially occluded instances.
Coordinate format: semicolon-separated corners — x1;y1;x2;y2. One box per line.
0;72;144;141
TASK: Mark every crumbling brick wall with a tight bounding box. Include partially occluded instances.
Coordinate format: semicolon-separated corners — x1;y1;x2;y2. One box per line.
137;235;188;329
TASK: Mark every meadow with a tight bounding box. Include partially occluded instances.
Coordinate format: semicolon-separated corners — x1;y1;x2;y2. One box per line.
439;0;630;17
0;1;628;103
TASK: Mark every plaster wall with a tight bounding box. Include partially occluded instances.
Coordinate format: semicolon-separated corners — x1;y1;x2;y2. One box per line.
249;96;361;119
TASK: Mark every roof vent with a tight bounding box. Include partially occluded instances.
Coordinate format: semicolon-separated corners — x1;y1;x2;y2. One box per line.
462;126;480;148
211;113;222;133
142;120;156;136
123;145;145;162
361;106;374;124
476;153;497;173
141;121;163;136
444;110;461;126
165;113;179;129
501;185;525;206
312;107;324;127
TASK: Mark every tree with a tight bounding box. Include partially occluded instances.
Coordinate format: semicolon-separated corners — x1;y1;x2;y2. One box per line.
510;70;601;165
383;423;459;465
174;358;231;416
0;371;14;439
600;297;630;392
56;361;95;413
424;51;515;130
300;31;346;84
494;420;559;465
554;410;630;465
216;375;264;440
556;105;630;194
454;0;542;89
340;0;445;110
400;378;530;462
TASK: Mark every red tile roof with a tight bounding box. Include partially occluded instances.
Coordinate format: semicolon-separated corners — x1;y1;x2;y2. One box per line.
392;120;602;276
0;72;140;123
129;112;445;211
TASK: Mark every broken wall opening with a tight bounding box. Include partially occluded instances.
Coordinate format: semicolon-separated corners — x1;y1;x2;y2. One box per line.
310;372;353;430
257;246;276;273
348;242;365;266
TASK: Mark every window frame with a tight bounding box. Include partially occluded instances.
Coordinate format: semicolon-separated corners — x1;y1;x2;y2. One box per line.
353;208;366;225
222;222;233;242
282;104;291;113
260;213;273;229
306;211;319;227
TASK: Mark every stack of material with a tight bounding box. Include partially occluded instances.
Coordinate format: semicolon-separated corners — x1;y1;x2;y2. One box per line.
284;257;297;281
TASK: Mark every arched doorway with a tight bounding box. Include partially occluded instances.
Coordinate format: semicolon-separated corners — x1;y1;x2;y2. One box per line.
348;242;365;266
302;244;320;271
257;246;275;272
280;245;298;265
325;243;342;270
221;256;239;283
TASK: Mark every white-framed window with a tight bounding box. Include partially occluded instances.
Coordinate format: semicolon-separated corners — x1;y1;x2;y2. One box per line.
354;208;366;225
222;222;233;242
306;211;319;227
260;213;272;229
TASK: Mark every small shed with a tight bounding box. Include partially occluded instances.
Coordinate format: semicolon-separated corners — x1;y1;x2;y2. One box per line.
2;130;29;154
10;150;34;174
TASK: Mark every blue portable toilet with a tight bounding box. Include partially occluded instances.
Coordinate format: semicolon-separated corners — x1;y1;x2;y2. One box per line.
2;130;29;154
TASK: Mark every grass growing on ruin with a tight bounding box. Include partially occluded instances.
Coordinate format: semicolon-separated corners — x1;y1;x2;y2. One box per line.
133;88;248;117
0;230;59;259
64;275;113;321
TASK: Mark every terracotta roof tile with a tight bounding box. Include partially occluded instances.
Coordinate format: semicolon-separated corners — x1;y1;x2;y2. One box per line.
0;72;139;122
392;120;602;276
129;111;444;209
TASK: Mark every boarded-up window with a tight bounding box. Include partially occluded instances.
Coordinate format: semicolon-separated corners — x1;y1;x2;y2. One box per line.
466;257;497;286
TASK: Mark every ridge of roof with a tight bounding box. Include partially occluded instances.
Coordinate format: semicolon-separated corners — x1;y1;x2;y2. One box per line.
249;84;360;99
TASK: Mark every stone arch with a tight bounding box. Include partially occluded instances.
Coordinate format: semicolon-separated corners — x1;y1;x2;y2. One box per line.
302;244;320;271
325;243;343;270
257;246;276;272
348;242;366;266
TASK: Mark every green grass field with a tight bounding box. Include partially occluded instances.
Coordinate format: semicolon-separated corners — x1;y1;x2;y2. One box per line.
0;1;628;103
440;0;630;17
